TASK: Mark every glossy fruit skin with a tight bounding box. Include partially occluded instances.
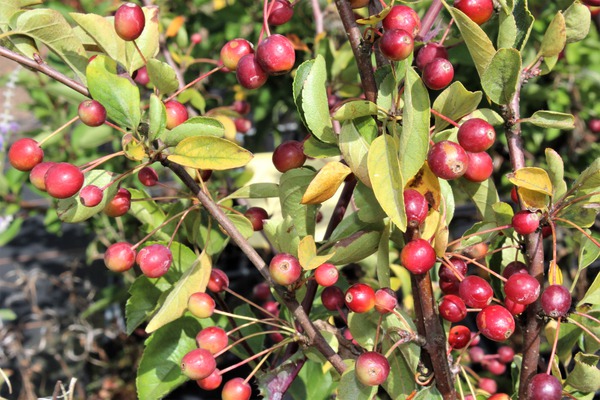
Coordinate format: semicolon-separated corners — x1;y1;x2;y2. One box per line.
502;260;527;279
416;43;448;70
588;118;600;133
180;348;216;380
272;140;306;172
269;253;302;285
104;242;136;272
79;185;104;207
196;326;229;355
244;207;269;231
222;377;252;400
136;244;173;278
457;118;496;152
138;166;159;186
236;54;268;89
355;351;390;386
477;305;515;341
345;283;376;313
469;346;485;363
374;288;397;314
133;65;150;85
114;3;146;41
459;275;493;308
439;278;460;295
255;34;296;75
321;286;345;311
528;374;563;400
262;300;280;317
207;269;229;293
479;377;498;394
453;0;494;25
438;257;467;281
8;138;44;171
504;272;540;305
44;162;84;199
488;394;510;400
165;100;188;129
497;345;515;363
220;39;254;71
439;294;467;322
504;297;527;315
382;5;421;37
29;161;55;191
188;292;215;319
510;187;519;203
403;189;429;225
448;325;471;349
463;151;493;182
314;263;339;287
422;58;454;90
104;188;131;217
400;239;437;274
512;210;540;235
196;368;222;390
268;0;294;25
541;284;572;318
427;140;469;180
78;100;107;127
379;29;414;61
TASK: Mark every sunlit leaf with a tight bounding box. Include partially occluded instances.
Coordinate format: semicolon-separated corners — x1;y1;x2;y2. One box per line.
507;167;553;196
301;161;351;204
339;117;376;187
168;136;253;170
332;100;378;121
565;353;600;393
433;81;482;132
163;116;225;147
564;1;591;44
521;111;575;130
165;15;185;37
147;59;179;95
406;163;442;211
539;12;566;58
481;48;521;105
298;235;334;270
148;94;167;142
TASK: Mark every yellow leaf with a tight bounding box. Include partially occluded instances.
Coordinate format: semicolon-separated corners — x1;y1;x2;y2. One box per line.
421;209;440;241
213;0;227;11
298;235;335;270
548;260;563;285
168;136;253;170
122;133;145;161
405;162;442;211
356;0;394;24
518;187;549;211
301;162;351;205
213;115;237;143
165;16;185;38
507;167;553;196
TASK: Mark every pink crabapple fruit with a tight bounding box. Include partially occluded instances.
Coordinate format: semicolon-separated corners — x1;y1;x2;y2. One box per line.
187;292;216;319
191;33;202;45
457;118;496;152
400;238;437;274
497;345;515;363
207;269;229;293
416;43;449;70
463;151;494;182
138;167;159;187
104;242;136;272
422;58;454;90
439;294;467;322
541;284;572;318
29;161;55;191
374;287;398;314
44;162;84;199
103;188;132;217
403;189;429;225
114;3;146;41
133;66;150;86
504;297;527;316
528;373;563;400
79;185;104;207
381;5;421;37
196;326;229;355
459;275;494;308
479;377;498;394
236;53;268;89
314;263;339;287
504;272;540;305
252;282;271;301
220;38;254;71
321;286;345;311
196;368;222;391
164;100;188;129
180;348;216;380
345;283;376;313
438;257;467;281
427;140;469;180
269;253;302;285
8;138;44;172
483;358;507;375
255;34;296;75
448;325;471;349
453;0;494;25
379;29;414;61
78;100;107;127
272;140;306;172
512;210;540;235
477;305;515;342
221;377;252;400
267;0;294;25
244;207;269;231
136;244;173;278
355;351;391;386
502;260;527;279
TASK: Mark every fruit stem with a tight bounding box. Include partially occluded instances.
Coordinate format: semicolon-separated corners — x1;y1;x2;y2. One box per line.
79;151;126;174
430;109;460;128
38;115;79;147
546;317;561;375
438;18;454;45
391;308;415;334
227;318;295;336
383;330;414;358
218;338;293;376
131;204;200;250
215;329;289;358
132;40;147;65
104;121;129;134
553;217;600;248
440;255;466;280
243;343;275;384
567;317;600;344
552;191;600;217
167;206;193;248
223;286;285;323
261;0;275;39
573;311;600;325
164;65;224;103
449;253;507;283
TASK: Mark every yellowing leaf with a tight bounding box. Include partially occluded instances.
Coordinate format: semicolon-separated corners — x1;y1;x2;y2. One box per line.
507;167;553;196
517;187;549;211
168;136;253;170
301;162;351;204
405;163;442;211
122;133;145;161
212;115;237;142
146;251;211;333
298;235;334;270
165;16;185;37
548;260;563;285
421;209;440;241
356;0;394;24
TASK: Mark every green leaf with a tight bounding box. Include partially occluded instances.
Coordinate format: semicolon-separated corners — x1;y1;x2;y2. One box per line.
521;111;575;130
332;100;378;121
497;0;534;50
578;231;600;272
381;314;419;397
220;183;279;202
355;182;386;223
56;170;118;223
11;9;87;82
579;272;600;306
290;359;336;400
458;178;500;219
433;82;482;132
303;136;341;158
299;55;336;143
545;148;567;199
129;188;169;240
337;363;377;400
163;116;225;147
498;11;518;49
0;308;17;321
126;276;170;335
481;48;521;105
292;58;314;129
279;168;319;238
539;12;566;58
565;353;600;393
376;65;395;113
443;0;496;77
263;216;301;255
377;223;391;288
568;158;600;196
87;55;141;129
327;230;381;264
145;251;211;333
146;58;179;95
136;316;201;400
401;66;430;181
368;135;406;231
339;117;376;187
564;1;591;44
168;136;253;170
148;94;167;142
71;122;114;149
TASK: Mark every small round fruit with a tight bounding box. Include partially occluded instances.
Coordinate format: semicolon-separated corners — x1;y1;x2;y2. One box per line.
463;151;493;182
232;100;250;115
439;278;460;295
502;260;528;279
181;348;216;380
79;185;104;207
268;0;294;25
104;242;136;272
438;257;467;281
439;294;467;322
355;351;390;386
262;300;280;317
453;0;494;25
528;373;563;400
138;166;159;187
457;118;496;152
483;358;507;375
255;34;296;75
497;345;515;363
314;263;339;287
345;283;376;313
253;282;271;301
504;297;527;316
8;138;44;171
196;326;228;355
114;3;146;41
422;58;454;90
235;117;252;134
382;5;421;37
459;275;493;308
244;207;269;231
400;238;437;274
165;100;188;129
78;100;107;127
272;140;306;172
236;54;268;89
448;325;471;349
416;43;449;70
512;210;540;235
133;66;149;85
511;187;519;203
188;292;215;319
476;305;515;341
469;346;485;363
196;368;222;391
44;162;84;199
191;33;202;45
427;140;468;180
321;286;345;311
222;377;252;400
374;287;397;314
504;272;540;305
220;38;254;71
588;118;600;133
269;253;302;285
379;29;414;61
488;394;510;400
207;269;229;293
29;161;55;191
479;377;498;394
541;284;572;318
136;244;173;278
104;188;131;217
404;189;429;225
